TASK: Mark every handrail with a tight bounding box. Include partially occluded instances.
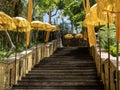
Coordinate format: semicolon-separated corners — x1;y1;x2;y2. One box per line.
90;45;120;90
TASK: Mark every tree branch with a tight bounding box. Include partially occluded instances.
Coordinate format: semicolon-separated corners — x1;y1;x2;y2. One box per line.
4;30;16;57
11;0;19;14
51;10;58;17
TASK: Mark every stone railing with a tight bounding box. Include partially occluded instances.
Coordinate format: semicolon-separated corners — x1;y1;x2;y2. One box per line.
0;40;58;90
89;45;120;90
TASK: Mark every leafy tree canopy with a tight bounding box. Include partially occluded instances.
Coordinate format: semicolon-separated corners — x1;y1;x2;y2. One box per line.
0;0;27;17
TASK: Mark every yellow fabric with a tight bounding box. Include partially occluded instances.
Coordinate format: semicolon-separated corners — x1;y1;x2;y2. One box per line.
83;0;90;14
13;17;28;28
96;0;115;23
51;25;57;32
13;17;31;32
0;12;12;24
116;13;120;41
26;31;30;46
75;34;83;39
31;21;45;30
64;34;74;39
26;23;31;46
44;23;53;31
87;25;96;47
27;0;32;46
0;25;6;30
97;0;120;42
0;12;16;31
84;4;106;26
13;17;31;46
44;25;57;42
44;23;52;43
84;4;114;27
100;0;120;12
45;32;50;43
27;0;32;22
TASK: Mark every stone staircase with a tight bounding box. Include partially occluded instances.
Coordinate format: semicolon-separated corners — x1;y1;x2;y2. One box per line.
11;47;104;90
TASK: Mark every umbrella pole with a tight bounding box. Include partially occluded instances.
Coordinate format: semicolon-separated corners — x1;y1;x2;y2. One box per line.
116;12;120;90
4;30;16;57
107;12;111;90
116;40;119;90
36;29;39;64
25;32;28;74
14;27;18;84
98;22;102;78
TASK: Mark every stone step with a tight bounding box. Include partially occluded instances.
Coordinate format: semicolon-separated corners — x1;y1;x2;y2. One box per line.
23;75;98;80
29;69;97;73
17;80;103;86
33;66;96;70
28;72;97;76
40;61;95;66
12;85;104;90
12;47;104;90
22;77;99;81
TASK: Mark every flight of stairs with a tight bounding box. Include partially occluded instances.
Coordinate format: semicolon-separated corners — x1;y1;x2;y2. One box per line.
12;47;104;90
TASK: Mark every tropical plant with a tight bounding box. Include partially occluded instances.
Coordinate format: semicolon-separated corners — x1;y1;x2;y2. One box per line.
100;24;120;57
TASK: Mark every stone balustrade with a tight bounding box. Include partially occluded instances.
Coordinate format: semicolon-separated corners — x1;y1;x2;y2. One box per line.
0;40;58;90
90;45;120;90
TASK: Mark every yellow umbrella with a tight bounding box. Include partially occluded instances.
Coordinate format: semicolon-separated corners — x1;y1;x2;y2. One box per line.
51;25;57;32
13;17;31;32
75;34;83;39
64;34;74;39
13;17;31;46
44;23;53;31
0;12;16;57
44;23;53;42
31;21;46;30
44;24;60;42
0;12;16;31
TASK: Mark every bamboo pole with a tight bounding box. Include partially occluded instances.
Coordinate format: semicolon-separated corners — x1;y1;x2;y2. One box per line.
107;12;111;90
98;22;102;78
26;0;32;72
36;30;39;64
116;40;119;90
14;27;18;84
116;13;120;90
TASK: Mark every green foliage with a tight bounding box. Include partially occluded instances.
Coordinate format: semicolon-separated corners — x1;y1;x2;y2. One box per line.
0;0;27;17
71;11;85;26
56;0;65;9
63;0;87;27
0;50;7;60
100;24;116;48
89;0;96;7
0;0;14;16
100;24;120;57
33;0;60;20
69;1;82;15
110;45;120;57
